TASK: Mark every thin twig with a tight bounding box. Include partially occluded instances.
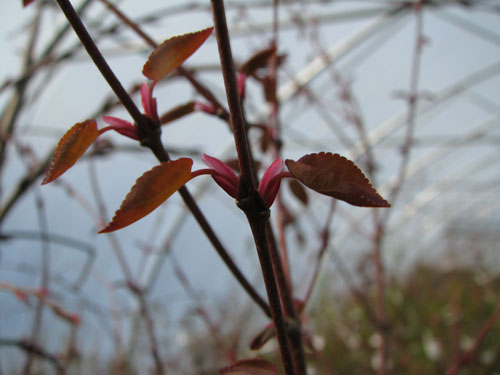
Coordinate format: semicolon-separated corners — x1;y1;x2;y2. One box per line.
83;0;271;317
98;0;230;122
303;201;336;306
18;6;47;373
0;339;63;372
87;159;164;375
446;295;500;375
55;0;143;125
266;222;306;374
170;254;229;359
0;230;95;291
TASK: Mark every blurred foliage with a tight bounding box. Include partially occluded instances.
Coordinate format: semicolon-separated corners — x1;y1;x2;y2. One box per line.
12;263;499;374
305;264;500;374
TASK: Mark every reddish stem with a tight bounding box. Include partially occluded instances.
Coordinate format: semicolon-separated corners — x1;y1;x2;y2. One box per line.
446;296;500;375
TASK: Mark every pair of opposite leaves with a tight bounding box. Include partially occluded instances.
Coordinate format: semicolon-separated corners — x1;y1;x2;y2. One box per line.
43;119;388;233
41;28;389;234
102;149;390;233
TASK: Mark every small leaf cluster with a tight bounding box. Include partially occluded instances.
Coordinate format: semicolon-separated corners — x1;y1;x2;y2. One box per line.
42;27;389;236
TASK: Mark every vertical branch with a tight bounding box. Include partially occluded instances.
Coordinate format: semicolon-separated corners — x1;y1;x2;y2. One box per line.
446;295;500;375
210;1;305;373
63;0;270;318
375;4;425;375
373;217;388;375
210;0;255;189
0;0;93;225
269;0;293;291
303;201;336;306
267;2;308;370
23;188;51;374
384;2;425;212
19;6;46;373
242;207;295;375
0;2;41;175
266;223;306;374
171;254;229;359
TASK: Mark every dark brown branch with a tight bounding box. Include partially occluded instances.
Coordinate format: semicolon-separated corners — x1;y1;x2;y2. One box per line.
266;222;306;374
210;0;300;373
210;0;255;191
0;339;63;372
97;0;270;318
55;0;144;125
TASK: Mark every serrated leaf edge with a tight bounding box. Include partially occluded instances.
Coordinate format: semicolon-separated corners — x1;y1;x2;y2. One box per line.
286;152;390;208
142;27;214;81
99;158;193;233
41;119;98;185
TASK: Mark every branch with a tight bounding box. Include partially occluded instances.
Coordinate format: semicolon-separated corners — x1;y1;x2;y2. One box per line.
97;0;270;318
0;338;63;372
446;296;500;375
210;1;303;373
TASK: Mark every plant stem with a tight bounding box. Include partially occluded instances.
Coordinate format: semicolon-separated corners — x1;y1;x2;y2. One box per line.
266;223;306;374
210;0;298;372
95;4;265;315
210;0;255;190
55;0;270;319
98;0;230;122
446;296;500;375
240;196;295;375
146;135;272;318
21;6;46;373
55;0;143;125
374;6;425;373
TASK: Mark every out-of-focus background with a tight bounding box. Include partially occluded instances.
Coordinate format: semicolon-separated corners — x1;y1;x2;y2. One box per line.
1;1;499;374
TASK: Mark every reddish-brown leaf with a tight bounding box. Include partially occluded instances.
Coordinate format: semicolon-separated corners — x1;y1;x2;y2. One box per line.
41;119;99;185
23;0;35;6
219;358;278;375
285;152;390;208
142;27;213;81
239;47;276;76
159;101;195;125
99;158;193;233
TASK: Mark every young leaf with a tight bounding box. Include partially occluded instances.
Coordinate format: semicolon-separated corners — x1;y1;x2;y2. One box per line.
239;47;276;76
99;158;193;233
23;0;35;7
219;358;278;375
143;27;214;81
285;152;390;208
41;119;99;185
160;101;195;125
